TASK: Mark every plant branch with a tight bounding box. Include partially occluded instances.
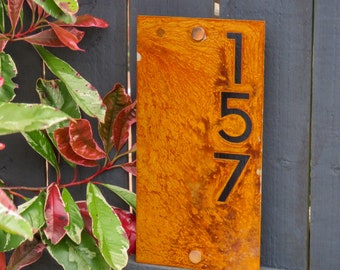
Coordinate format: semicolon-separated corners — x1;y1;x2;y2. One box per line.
60;166;109;188
110;147;136;166
0;186;45;192
8;190;27;200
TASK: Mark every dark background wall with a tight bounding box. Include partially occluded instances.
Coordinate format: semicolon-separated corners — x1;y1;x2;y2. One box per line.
0;1;339;269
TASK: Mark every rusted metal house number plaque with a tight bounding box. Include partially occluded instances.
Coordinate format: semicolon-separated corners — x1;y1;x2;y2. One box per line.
137;16;265;270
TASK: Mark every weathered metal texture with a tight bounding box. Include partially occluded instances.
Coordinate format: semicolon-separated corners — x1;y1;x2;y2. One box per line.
129;0;214;100
310;0;340;269
127;256;283;270
136;16;265;270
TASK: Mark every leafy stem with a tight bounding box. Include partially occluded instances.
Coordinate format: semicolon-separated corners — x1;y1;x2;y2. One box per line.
110;147;136;167
0;1;135;269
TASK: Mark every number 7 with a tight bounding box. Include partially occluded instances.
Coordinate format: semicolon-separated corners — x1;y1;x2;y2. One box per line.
214;153;250;202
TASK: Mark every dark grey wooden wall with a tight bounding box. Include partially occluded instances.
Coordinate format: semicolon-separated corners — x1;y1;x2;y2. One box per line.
217;2;313;269
310;1;340;269
0;0;339;269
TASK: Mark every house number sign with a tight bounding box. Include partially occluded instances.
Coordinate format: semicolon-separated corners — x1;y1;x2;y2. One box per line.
137;16;265;270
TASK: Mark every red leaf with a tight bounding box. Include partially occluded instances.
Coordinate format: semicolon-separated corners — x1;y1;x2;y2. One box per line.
7;238;45;270
0;142;5;150
8;0;24;31
69;119;106;160
113;101;136;151
112;207;136;255
0;188;16;211
121;160;136;176
0;252;5;270
76;201;92;236
0;37;8;52
44;183;69;245
49;22;84;51
24;28;84;48
54;126;98;167
98;84;132;153
56;14;109;28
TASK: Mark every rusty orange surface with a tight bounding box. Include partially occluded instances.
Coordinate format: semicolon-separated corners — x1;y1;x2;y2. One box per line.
136;16;265;270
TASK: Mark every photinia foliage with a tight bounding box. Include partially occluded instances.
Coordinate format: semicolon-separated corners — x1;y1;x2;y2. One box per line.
0;1;136;270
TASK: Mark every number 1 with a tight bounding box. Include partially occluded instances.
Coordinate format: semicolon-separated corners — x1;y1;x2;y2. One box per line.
227;33;242;84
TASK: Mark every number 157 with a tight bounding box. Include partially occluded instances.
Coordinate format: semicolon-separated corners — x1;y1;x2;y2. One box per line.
215;33;252;202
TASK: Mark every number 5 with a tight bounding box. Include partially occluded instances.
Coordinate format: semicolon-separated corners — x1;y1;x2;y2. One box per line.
219;92;252;143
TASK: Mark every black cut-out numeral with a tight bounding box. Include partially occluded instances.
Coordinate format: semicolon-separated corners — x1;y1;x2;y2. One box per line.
214;153;250;202
219;92;252;143
227;32;242;84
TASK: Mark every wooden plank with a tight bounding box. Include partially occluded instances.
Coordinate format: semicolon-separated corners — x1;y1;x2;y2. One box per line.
310;0;340;269
136;16;265;269
218;1;313;269
0;43;46;190
0;0;128;196
54;0;128;97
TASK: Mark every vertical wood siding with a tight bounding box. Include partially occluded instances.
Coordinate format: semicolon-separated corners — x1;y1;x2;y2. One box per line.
310;0;340;269
0;0;339;269
217;1;314;269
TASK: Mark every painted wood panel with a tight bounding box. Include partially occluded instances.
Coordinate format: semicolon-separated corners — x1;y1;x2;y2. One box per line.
3;0;340;269
218;1;313;269
310;0;340;269
131;1;315;269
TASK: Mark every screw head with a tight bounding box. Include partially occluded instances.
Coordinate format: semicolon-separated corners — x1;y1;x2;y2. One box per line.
189;250;202;264
191;27;206;41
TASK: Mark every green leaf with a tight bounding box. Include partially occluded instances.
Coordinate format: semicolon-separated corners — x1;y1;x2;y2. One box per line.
21;130;59;172
0;2;5;34
33;0;75;23
18;192;46;231
36;78;79;167
0;229;25;252
0;204;33;240
54;0;78;15
0;53;18;102
0;102;70;135
86;184;129;270
36;78;81;119
34;46;106;122
100;183;136;212
46;231;110;270
62;188;84;244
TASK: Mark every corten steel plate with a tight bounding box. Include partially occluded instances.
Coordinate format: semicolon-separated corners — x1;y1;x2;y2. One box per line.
136;16;265;270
